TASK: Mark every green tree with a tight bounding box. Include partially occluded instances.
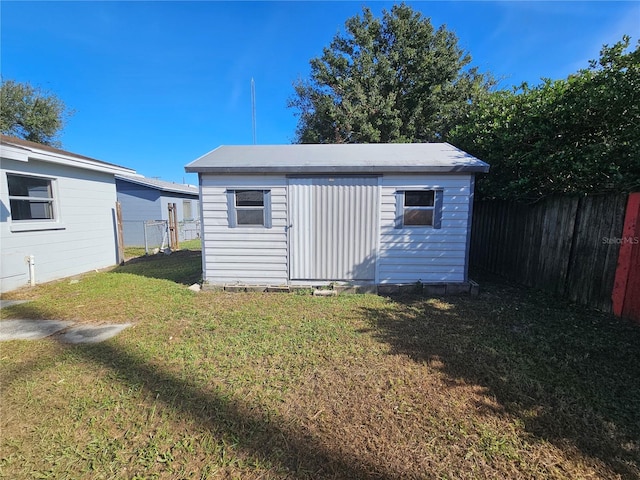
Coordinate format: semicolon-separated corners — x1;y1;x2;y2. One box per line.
0;79;71;146
289;4;493;144
451;36;640;201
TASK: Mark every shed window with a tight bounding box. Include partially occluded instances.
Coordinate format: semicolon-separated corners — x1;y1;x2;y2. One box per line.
395;189;443;229
7;174;55;221
227;189;272;228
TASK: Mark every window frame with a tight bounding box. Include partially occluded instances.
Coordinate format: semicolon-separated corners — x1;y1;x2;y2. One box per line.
395;189;443;229
183;199;193;221
7;173;58;223
226;189;272;228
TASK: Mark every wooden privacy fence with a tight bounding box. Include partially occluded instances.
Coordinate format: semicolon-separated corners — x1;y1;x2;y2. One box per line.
470;193;639;317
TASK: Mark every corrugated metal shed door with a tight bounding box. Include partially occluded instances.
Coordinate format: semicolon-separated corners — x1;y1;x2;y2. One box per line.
289;176;379;281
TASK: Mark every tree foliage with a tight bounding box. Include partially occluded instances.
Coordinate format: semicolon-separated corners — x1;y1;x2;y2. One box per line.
450;36;640;201
0;79;71;146
289;4;492;144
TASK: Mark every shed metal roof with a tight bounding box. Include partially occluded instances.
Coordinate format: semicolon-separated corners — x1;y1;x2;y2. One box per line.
185;143;489;175
116;174;199;196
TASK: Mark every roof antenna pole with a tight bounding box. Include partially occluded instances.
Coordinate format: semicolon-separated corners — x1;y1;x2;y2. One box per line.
251;78;257;145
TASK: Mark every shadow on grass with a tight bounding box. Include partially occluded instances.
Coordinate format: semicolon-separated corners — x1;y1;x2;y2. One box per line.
1;302;394;477
112;249;202;285
66;339;388;479
1;355;57;395
361;275;640;477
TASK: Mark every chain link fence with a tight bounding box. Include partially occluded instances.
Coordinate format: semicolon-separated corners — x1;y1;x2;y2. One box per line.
180;219;200;242
121;219;201;253
143;220;170;254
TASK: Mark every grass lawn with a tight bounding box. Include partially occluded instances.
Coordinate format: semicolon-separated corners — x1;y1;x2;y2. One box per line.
1;247;639;479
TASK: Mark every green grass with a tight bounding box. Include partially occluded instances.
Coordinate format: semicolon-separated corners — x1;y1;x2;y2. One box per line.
120;239;202;285
123;238;202;261
1;256;639;479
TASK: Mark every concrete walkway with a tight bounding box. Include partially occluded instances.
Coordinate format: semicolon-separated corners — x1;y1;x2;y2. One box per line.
0;300;131;344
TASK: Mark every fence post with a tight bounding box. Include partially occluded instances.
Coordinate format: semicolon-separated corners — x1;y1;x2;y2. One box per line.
168;203;179;251
143;221;149;255
612;193;640;321
115;202;125;265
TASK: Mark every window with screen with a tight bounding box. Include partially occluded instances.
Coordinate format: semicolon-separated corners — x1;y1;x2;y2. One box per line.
227;189;272;228
404;190;435;226
7;174;55;221
395;189;443;229
235;190;264;225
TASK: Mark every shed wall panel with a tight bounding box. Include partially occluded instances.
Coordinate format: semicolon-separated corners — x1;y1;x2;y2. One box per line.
200;175;288;285
377;174;473;283
198;173;474;286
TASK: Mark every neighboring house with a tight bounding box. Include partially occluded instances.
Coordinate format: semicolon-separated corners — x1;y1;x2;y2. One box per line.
185;143;490;290
0;135;135;293
115;174;199;246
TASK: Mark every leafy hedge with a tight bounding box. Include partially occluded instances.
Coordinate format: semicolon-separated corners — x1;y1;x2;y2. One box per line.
450;36;639;201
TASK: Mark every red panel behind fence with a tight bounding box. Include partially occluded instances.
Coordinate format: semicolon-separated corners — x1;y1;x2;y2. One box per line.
613;193;640;323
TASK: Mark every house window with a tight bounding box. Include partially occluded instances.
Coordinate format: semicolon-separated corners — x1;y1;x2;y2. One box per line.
183;200;193;220
395;189;443;229
227;189;272;228
7;174;55;221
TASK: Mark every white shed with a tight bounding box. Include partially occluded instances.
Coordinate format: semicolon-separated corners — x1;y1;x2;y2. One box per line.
185;143;489;291
0;135;135;292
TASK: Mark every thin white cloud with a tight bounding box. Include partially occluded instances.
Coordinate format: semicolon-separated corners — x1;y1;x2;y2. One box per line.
563;3;640;74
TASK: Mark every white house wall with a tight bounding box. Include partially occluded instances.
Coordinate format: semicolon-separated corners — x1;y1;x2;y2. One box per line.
200;175;288;285
378;174;472;283
1;158;119;292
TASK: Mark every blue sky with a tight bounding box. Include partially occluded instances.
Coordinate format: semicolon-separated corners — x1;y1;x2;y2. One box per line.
2;1;638;184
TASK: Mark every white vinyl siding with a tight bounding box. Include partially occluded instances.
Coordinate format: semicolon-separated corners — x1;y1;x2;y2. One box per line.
200;175;287;285
1;159;120;292
198;172;474;286
378;174;473;284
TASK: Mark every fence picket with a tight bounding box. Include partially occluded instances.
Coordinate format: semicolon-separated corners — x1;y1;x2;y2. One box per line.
471;194;627;313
